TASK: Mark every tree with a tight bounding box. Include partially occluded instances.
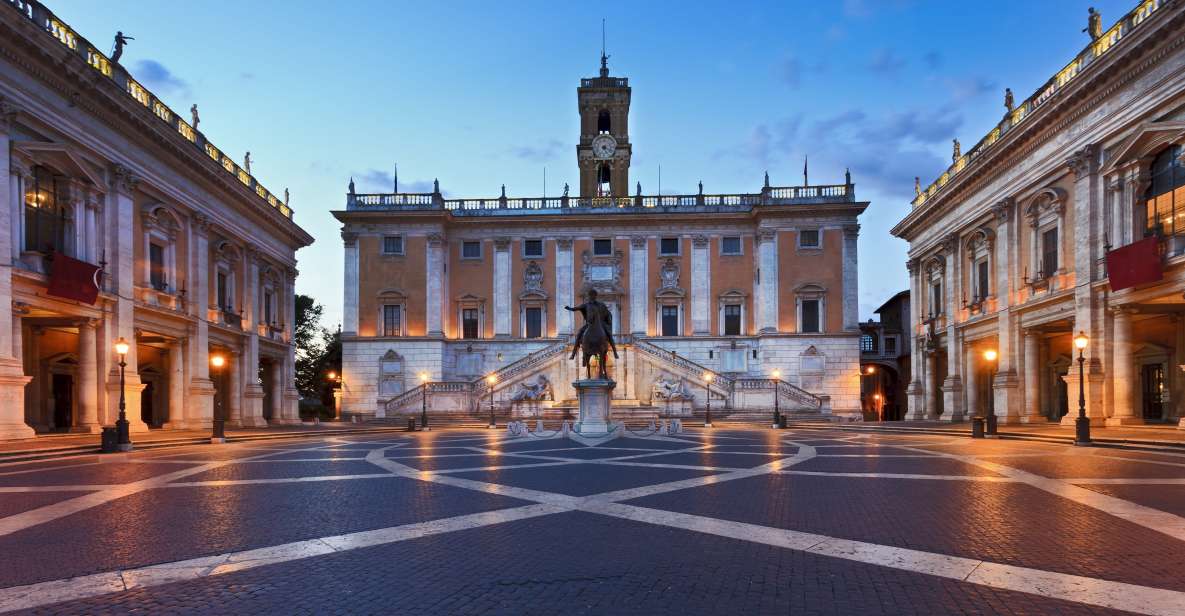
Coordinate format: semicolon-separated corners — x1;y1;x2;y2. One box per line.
294;294;329;398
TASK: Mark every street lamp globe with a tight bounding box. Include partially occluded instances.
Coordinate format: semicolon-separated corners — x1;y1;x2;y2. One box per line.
210;354;226;369
486;374;497;385
771;369;781;380
983;349;998;362
419;372;429;383
114;337;130;356
1074;331;1089;350
865;365;876;375
703;372;714;384
327;370;336;380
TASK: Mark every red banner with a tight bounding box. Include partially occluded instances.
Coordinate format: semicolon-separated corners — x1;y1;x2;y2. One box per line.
46;253;102;305
1107;236;1163;292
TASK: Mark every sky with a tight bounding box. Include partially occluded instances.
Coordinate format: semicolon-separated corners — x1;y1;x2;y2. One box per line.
49;0;1135;328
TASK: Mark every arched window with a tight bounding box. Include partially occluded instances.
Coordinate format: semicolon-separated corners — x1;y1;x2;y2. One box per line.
1146;145;1185;236
23;166;73;255
597;163;611;196
597;109;611;134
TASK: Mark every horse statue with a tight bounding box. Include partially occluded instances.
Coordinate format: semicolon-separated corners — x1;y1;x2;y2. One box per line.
565;288;619;380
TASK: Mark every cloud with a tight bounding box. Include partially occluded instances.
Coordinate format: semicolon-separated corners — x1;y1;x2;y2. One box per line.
868;48;906;74
922;51;943;70
132;59;188;96
352;169;436;194
779;57;802;88
942;76;998;103
510;139;565;163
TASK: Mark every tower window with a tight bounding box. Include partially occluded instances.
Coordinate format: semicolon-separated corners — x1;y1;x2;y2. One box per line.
523;239;543;258
597;164;612;196
597;109;611;134
593;239;613;255
659;237;680;256
462;241;482;259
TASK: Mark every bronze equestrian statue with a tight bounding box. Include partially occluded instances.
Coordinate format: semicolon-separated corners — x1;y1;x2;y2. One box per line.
565;289;619;380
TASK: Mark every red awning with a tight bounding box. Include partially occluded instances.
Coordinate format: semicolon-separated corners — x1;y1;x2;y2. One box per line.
1107;237;1163;292
46;253;102;305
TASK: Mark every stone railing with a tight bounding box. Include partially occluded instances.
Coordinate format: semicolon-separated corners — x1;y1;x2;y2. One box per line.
347;184;854;213
913;0;1168;209
734;378;822;411
630;338;733;402
4;0;293;220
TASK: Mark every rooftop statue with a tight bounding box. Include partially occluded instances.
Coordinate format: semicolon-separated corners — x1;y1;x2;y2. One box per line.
190;104;200;130
565;288;618;379
111;31;134;63
243;152;252;174
1085;7;1102;40
914;176;921;197
1004;88;1014;112
952;138;961;162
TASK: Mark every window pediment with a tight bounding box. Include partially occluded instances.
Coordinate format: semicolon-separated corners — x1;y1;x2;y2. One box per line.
13;141;106;188
1102;121;1185;174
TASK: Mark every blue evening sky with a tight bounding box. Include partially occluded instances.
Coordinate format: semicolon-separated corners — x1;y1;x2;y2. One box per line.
50;0;1133;327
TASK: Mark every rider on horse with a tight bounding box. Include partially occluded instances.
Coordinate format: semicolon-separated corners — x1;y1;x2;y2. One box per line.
565;288;619;361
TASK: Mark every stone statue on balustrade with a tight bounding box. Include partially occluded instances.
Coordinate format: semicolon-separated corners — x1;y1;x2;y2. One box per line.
1003;88;1014;112
510;375;553;403
1084;7;1102;40
952;139;961;162
651;377;692;402
190;104;200;130
111;31;134;63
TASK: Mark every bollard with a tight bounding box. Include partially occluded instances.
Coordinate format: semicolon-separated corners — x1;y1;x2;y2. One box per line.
407;418;417;432
985;414;998;438
100;426;118;453
971;416;985;438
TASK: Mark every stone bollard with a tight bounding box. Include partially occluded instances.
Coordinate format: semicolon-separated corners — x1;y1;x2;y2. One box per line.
536;419;545;433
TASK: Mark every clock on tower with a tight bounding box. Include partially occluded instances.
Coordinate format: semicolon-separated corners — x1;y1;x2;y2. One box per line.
577;53;632;198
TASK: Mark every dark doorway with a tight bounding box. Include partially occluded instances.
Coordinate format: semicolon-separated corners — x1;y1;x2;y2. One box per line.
141;380;156;427
1055;370;1069;419
51;373;73;431
1142;363;1165;421
261;362;274;422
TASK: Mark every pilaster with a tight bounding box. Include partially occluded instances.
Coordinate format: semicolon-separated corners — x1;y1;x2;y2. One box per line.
426;233;444;336
493;237;511;337
842;224;859;331
629;236;648;335
556;238;574;335
757;229;778;333
0;102;32;439
342;230;359;335
690;235;710;335
75;319;101;432
1106;306;1141;425
1020;330;1044;423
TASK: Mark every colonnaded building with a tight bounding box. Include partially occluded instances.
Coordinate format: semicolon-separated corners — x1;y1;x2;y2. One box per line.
0;0;313;440
893;0;1185;428
334;57;867;422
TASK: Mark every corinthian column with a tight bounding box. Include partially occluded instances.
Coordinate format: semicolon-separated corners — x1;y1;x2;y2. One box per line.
1021;330;1043;423
75;319;100;433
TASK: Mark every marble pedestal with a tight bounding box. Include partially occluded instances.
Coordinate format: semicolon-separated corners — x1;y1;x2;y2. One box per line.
573;379;615;436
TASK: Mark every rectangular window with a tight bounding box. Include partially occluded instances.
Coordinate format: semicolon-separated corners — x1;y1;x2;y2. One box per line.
523;239;543;258
23;167;70;255
149;243;166;290
661;305;679;336
382;236;403;255
976;260;990;300
799;229;820;248
462;308;479;339
593;238;613;256
885;337;897;354
931;282;943;316
382;305;401;336
801;299;820;333
659;237;680;256
462;241;481;259
724;304;741;335
860;334;875;352
1041;228;1058;277
524;307;542;338
217;272;229;310
721;236;742;255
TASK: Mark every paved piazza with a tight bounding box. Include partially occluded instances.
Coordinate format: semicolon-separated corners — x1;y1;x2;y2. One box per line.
2;428;1185;614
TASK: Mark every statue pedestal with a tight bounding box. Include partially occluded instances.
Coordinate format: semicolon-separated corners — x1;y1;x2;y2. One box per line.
573;379;616;436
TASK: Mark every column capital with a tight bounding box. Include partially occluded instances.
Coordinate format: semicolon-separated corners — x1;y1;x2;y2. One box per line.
0;95;17;134
108;163;141;195
991;198;1014;222
629;236;647;249
77;317;98;330
193;213;212;238
692;234;710;248
426;233;444;246
245;243;264;265
842;224;860;239
556;237;574;250
756;228;777;244
906;257;919;273
1109;304;1137;317
340;230;357;246
494;237;512;251
1065;144;1099;179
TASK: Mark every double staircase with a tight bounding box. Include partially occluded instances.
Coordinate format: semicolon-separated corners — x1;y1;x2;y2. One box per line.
382;337;829;427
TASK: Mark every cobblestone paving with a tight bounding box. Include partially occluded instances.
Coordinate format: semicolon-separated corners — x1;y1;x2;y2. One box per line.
1;426;1184;614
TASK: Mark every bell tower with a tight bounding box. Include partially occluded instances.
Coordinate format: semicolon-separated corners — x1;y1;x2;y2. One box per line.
577;52;631;198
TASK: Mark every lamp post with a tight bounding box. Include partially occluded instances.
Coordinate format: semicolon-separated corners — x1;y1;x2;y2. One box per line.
327;370;342;421
703;372;714;428
486;374;497;429
873;393;882;421
210;354;226;444
864;365;876;420
771;369;782;429
113;337;132;452
983;349;998;437
419;372;430;431
1074;331;1092;446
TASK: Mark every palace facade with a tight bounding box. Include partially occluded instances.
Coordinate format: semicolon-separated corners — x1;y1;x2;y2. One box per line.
0;0;313;439
335;58;867;422
892;0;1185;428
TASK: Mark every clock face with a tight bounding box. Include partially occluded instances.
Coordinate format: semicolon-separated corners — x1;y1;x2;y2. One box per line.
591;135;617;159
